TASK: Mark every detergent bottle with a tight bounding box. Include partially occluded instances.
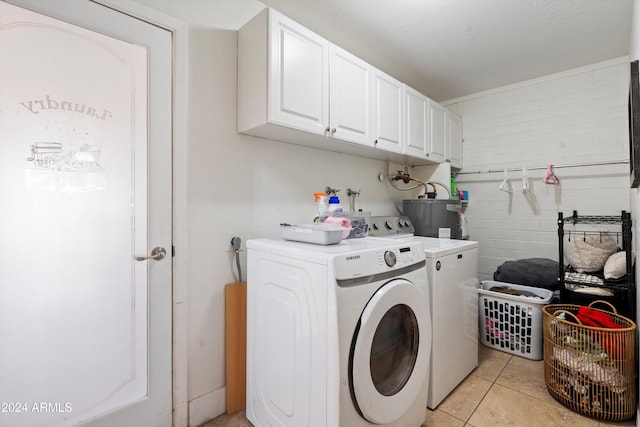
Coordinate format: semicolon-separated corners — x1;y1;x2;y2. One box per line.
328;195;343;216
450;176;459;200
314;192;329;222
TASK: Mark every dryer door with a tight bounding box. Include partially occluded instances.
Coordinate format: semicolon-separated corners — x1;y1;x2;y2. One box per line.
350;278;430;424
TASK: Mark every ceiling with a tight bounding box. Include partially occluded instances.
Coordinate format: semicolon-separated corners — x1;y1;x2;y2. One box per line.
259;0;634;101
134;0;634;102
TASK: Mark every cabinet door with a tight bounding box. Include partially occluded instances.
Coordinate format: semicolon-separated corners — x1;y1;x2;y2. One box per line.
447;112;463;168
372;68;403;153
427;100;447;163
329;44;373;146
404;85;429;158
269;9;329;135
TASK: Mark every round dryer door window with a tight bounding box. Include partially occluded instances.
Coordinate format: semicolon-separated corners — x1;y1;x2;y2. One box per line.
350;279;430;425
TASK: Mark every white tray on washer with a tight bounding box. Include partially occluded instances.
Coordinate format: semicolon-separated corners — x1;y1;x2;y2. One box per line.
280;223;349;245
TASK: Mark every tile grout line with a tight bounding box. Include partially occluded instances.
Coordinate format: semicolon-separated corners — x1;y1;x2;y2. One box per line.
465;353;514;423
453;349;510;426
475;352;622;426
488;355;587;417
438;352;515;424
463;383;493;425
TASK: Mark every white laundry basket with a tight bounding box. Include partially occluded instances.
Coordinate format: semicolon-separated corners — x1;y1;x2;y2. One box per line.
478;280;553;360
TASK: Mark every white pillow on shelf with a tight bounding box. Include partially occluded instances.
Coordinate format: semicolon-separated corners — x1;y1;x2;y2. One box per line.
604;251;635;279
565;229;617;273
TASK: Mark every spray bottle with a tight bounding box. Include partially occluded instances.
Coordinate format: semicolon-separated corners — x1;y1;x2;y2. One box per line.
314;192;329;222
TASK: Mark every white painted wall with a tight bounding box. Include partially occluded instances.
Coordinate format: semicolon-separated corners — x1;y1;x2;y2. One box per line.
444;59;630;282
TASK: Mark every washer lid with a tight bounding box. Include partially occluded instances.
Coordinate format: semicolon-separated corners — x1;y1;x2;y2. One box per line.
413;236;479;258
350;279;431;424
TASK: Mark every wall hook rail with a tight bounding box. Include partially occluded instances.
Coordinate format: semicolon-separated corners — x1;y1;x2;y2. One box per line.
456;159;628;175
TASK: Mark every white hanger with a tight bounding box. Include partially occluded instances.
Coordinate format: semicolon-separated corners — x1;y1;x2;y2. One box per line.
499;169;513;193
522;167;529;193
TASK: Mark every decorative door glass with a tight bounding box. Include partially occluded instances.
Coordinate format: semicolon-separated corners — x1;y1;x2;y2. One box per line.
0;3;148;426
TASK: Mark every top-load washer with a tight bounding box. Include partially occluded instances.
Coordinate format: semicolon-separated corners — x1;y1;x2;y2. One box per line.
369;216;479;409
246;237;432;426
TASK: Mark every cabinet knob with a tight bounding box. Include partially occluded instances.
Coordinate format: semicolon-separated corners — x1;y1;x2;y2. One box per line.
331;128;336;134
325;127;331;133
374;139;378;145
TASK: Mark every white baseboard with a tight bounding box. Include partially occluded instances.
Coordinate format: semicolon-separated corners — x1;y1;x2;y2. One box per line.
188;387;226;427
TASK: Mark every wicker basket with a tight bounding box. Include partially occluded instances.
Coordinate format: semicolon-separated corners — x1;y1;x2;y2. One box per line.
543;301;636;421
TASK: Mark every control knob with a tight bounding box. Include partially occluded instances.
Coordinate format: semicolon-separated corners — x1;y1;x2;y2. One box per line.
384;250;397;267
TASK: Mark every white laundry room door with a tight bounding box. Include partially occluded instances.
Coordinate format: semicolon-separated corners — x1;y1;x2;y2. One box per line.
0;1;172;426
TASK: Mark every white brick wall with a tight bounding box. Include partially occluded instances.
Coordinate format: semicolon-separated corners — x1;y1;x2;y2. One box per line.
444;58;631;281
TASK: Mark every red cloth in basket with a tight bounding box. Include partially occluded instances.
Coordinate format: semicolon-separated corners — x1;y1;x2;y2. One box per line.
577;306;625;357
576;306;624;329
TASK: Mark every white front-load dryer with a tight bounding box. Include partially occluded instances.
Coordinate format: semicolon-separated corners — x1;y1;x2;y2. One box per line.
246;237;431;427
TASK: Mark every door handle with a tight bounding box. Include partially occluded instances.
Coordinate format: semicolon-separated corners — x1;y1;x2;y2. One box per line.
136;246;167;261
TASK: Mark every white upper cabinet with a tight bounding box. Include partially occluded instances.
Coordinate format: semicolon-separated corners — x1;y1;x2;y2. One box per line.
372;69;404;153
427;100;447;163
447;112;463;169
239;8;372;147
329;44;373;146
404;85;429;158
238;7;461;166
268;9;329;135
238;8;329;136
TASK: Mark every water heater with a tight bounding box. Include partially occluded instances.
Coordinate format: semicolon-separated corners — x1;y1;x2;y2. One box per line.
402;199;462;239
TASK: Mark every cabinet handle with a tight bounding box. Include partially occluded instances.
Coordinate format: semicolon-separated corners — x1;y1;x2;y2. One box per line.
374;139;378;145
325;127;331;133
331;128;336;135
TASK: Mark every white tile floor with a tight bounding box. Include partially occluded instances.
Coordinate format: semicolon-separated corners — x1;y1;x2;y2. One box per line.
202;345;637;427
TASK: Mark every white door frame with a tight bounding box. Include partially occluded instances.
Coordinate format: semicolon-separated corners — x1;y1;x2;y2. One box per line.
104;4;189;427
83;2;190;426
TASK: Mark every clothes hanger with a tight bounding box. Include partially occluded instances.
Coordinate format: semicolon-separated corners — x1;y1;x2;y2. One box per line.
543;164;559;185
499;168;513;193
